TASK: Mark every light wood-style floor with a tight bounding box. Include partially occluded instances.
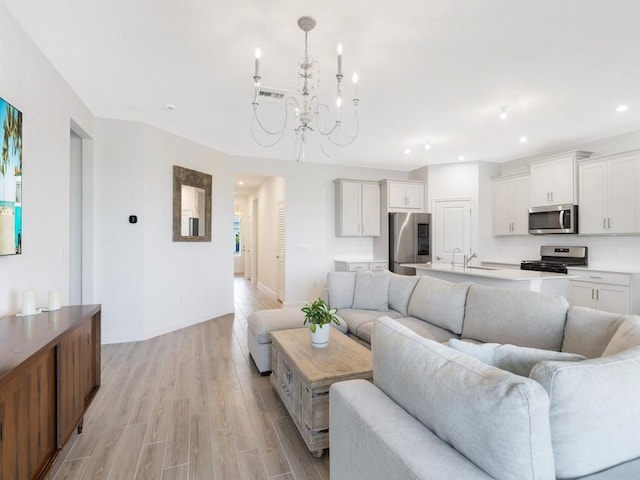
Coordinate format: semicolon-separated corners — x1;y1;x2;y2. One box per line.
49;277;330;480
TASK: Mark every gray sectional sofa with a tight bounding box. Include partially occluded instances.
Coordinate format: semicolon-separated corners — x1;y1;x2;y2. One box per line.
247;270;640;479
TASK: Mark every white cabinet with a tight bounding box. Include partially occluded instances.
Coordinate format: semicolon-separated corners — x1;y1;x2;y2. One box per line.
334;179;380;237
382;180;425;212
530;152;591;207
492;174;530;235
578;150;640;234
568;269;638;315
334;260;387;272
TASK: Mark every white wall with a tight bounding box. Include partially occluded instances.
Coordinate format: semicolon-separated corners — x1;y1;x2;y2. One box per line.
0;6;94;317
93;120;407;342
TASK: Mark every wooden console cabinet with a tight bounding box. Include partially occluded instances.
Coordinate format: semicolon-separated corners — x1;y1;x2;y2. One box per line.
0;305;101;479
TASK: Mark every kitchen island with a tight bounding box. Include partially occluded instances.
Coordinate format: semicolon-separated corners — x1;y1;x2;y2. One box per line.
401;263;576;298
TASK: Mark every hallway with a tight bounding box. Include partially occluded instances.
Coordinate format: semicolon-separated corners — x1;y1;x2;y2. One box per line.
49;278;328;480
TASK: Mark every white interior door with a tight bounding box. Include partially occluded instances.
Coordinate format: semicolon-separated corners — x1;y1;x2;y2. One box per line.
69;130;83;304
277;203;285;302
433;199;472;265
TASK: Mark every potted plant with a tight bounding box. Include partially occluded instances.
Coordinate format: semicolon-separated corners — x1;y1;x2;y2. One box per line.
301;298;340;348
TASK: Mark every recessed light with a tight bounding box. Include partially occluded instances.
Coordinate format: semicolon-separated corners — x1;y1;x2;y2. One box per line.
499;106;508;120
424;143;431;150
458;155;465;161
616;105;629;113
519;136;528;143
403;148;411;155
238;181;244;185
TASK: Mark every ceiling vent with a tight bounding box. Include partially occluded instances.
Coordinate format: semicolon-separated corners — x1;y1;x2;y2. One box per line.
257;86;287;103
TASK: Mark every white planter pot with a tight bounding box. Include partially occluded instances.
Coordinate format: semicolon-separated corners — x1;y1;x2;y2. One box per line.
310;324;331;348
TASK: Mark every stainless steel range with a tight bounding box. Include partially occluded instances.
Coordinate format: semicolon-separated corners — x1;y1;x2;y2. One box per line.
520;246;588;274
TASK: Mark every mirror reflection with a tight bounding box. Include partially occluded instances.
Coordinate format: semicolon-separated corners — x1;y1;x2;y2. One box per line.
172;165;212;242
181;185;206;236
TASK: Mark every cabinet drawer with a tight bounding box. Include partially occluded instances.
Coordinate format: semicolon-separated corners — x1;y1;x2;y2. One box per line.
568;270;631;286
347;263;369;272
369;262;387;271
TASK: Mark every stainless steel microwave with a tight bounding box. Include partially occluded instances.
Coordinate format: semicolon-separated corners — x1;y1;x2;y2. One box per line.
529;205;578;234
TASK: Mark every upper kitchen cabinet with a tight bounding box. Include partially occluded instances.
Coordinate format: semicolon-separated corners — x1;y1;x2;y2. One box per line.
381;179;425;212
530;151;591;207
492;174;530;235
334;179;381;237
578;149;640;234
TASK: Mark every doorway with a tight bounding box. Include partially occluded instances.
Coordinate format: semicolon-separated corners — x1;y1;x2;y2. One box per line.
233;174;286;304
69;130;83;304
432;198;472;265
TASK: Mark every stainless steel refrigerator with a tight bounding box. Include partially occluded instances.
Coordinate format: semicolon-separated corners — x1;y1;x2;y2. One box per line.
389;212;431;275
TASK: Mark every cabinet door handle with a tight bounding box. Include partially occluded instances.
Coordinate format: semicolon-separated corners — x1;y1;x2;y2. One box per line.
608;218;611;229
596;289;600;301
589;276;603;280
591;289;595;300
603;218;606;229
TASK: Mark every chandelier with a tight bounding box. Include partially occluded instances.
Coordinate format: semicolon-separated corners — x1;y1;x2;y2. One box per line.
251;16;360;161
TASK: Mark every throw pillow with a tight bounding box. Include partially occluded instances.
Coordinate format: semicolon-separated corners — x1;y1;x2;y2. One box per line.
448;339;586;377
351;271;390;311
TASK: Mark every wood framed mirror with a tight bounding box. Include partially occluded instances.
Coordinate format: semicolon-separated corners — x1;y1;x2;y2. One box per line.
173;165;212;242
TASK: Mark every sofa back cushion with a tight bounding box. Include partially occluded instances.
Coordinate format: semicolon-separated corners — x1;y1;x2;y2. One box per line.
351;271;390;311
448;339;586;377
373;318;556;480
602;315;640;356
407;276;470;334
530;346;640;478
388;273;419;316
562;306;625;358
461;285;569;351
327;272;356;309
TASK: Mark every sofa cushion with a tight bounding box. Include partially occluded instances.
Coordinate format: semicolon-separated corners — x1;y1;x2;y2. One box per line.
247;308;307;344
327;271;356;309
388;273;420;316
462;285;569;351
407;276;470;334
602;315;640;356
562;306;624;358
337;308;403;338
530;346;640;478
396;317;459;344
352;271;390;311
449;339;586;377
373;318;556;480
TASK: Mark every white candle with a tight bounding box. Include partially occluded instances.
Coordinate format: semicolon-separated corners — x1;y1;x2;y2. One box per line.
254;48;261;78
22;290;36;315
48;289;61;311
337;44;343;76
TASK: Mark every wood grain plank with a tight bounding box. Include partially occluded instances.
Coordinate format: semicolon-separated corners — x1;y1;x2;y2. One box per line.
51;457;90;480
135;442;166;480
106;423;147;480
237;448;268;480
164;398;191;468
211;429;241;480
188;413;213;480
162;464;189;480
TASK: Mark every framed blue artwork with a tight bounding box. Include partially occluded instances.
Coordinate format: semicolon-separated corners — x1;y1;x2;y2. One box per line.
0;97;23;255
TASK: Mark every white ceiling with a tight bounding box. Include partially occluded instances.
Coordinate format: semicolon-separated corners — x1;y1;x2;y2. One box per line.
5;1;640;171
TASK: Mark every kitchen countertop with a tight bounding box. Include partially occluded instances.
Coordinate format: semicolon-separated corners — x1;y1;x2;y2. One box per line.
401;263;578;281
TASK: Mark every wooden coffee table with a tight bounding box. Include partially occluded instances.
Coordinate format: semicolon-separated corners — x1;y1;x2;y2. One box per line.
269;327;373;457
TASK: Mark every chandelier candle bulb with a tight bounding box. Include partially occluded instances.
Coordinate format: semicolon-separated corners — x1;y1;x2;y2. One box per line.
337;43;343;76
254;48;261;78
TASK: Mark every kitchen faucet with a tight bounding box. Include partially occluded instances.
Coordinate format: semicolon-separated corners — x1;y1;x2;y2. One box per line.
451;248;462;268
464;252;478;269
